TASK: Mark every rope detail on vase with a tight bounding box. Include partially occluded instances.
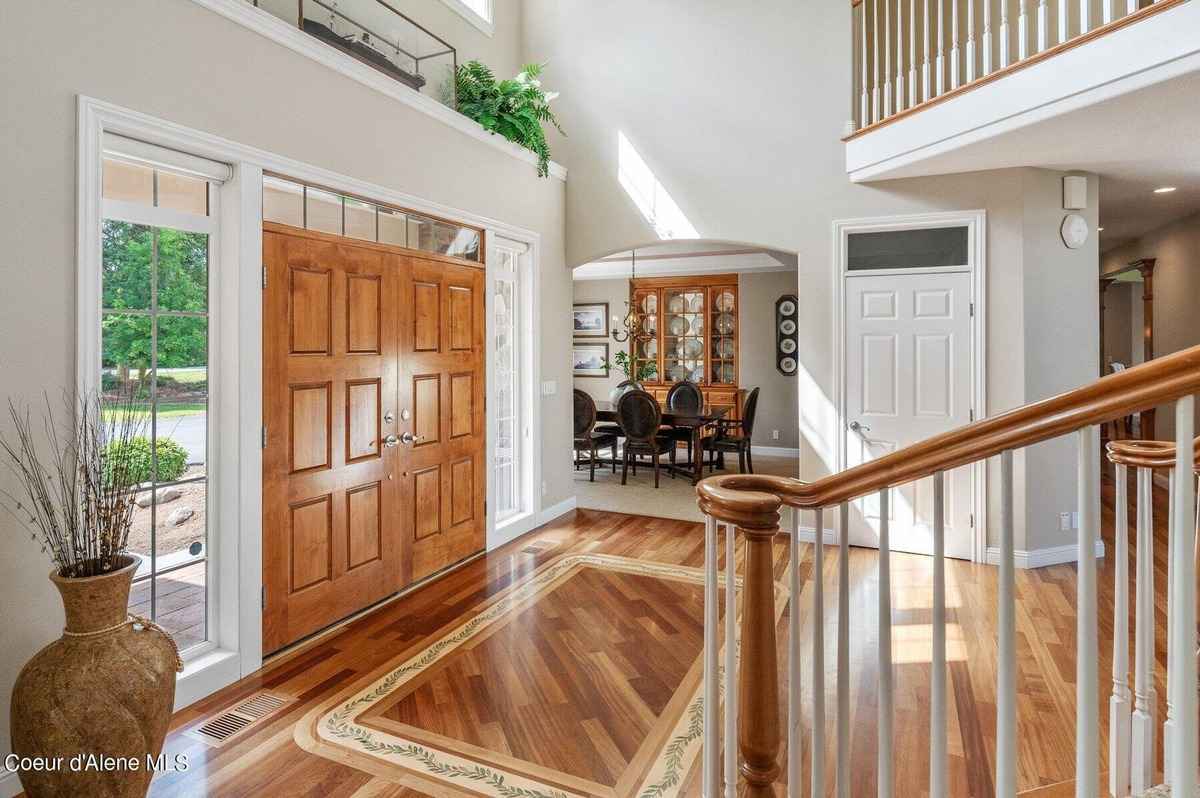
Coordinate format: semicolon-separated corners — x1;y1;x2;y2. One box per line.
62;614;185;672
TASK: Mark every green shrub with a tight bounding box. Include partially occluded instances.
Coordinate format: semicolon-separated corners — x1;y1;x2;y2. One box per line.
103;436;189;487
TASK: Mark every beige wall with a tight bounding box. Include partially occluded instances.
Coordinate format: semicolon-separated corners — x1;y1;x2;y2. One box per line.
523;0;1100;555
0;0;568;761
572;271;800;452
1101;210;1200;440
1103;282;1134;369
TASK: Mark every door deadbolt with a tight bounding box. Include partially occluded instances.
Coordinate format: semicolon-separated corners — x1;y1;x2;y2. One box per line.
384;410;395;424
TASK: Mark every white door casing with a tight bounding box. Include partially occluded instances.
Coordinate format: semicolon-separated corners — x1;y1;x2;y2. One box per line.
844;271;974;558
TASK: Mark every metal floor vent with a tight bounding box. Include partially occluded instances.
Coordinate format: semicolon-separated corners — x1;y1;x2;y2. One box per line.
186;691;293;747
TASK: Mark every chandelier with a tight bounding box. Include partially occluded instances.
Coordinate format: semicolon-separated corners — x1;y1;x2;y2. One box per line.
612;250;653;343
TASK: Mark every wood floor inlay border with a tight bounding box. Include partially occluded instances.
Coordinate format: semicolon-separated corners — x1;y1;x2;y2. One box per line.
294;552;780;797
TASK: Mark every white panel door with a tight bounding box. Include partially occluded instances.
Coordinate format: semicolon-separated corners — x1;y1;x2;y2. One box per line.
844;271;973;558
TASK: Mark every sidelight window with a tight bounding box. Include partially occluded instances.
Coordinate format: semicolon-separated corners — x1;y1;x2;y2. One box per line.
492;246;521;521
99;141;223;656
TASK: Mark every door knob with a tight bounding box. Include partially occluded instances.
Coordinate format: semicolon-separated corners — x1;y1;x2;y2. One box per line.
382;433;400;448
849;420;871;432
399;431;421;445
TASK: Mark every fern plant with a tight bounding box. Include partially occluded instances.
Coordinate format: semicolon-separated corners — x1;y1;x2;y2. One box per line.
454;61;564;177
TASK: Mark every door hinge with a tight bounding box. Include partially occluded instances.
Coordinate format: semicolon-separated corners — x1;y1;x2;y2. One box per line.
969;408;975;422
261;586;266;609
262;266;268;289
969;301;975;317
261;425;267;449
969;513;975;528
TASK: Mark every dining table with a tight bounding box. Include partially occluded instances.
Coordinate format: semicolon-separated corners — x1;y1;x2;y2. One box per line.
595;401;731;485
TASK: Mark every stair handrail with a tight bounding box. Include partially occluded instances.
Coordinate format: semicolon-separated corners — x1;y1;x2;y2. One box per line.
698;342;1200;522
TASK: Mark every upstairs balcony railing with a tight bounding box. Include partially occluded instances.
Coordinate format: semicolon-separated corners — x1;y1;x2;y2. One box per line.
696;344;1200;796
249;0;457;108
848;0;1191;135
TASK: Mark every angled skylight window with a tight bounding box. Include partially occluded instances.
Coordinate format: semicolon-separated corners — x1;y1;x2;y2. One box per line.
617;132;699;240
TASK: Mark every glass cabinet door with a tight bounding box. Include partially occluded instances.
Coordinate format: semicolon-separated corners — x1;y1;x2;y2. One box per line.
710;287;737;385
631;289;659;383
663;288;705;384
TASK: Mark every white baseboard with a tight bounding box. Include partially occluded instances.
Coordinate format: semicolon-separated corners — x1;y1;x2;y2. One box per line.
537;495;577;526
750;445;800;458
985;538;1106;569
0;769;22;798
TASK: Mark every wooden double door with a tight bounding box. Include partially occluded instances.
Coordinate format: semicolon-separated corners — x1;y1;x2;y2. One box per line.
262;224;485;653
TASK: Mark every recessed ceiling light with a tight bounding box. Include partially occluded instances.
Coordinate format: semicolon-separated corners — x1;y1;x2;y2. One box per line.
1153;186;1177;194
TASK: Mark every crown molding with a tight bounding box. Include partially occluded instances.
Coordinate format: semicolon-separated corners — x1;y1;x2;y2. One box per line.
187;0;566;181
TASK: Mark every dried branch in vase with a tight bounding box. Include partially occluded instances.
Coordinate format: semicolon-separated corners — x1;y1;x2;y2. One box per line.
0;390;148;578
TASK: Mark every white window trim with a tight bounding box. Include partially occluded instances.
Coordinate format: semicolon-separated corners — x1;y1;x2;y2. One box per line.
486;236;540;547
79;95;546;708
439;0;494;36
829;209;988;562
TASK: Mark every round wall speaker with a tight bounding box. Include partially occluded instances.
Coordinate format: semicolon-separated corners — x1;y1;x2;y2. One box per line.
775;294;799;376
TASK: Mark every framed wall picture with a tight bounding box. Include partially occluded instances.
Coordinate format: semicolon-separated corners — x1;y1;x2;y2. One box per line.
572;302;609;338
572;341;610;377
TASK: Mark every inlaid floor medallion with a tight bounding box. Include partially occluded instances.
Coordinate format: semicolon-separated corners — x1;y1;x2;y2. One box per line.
295;553;778;797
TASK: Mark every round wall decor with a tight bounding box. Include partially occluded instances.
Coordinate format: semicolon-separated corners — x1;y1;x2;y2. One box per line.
775;294;799;376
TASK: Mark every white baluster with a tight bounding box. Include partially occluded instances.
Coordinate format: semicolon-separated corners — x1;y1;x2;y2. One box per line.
861;0;870;127
1103;0;1114;24
1109;463;1131;798
950;0;960;89
1000;0;1011;67
1131;466;1156;794
703;514;720;797
1168;397;1196;793
930;473;948;798
1076;426;1100;798
878;487;894;798
896;0;906;111
909;0;918;106
812;508;826;798
1127;0;1138;14
966;0;976;82
1080;0;1091;33
884;0;893;117
837;502;850;798
923;0;932;101
724;522;738;798
997;451;1017;796
1037;0;1048;52
983;0;993;76
936;0;946;95
1164;467;1176;783
1058;0;1068;43
1018;0;1029;59
874;0;882;122
788;509;802;797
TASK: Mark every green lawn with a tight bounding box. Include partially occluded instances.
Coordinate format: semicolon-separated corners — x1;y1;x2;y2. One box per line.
103;402;205;420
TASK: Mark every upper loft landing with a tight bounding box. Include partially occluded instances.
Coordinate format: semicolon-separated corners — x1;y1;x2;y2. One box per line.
844;0;1200;182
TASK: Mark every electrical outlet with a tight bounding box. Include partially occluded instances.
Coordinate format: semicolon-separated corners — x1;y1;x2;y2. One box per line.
771;429;780;440
1059;512;1071;531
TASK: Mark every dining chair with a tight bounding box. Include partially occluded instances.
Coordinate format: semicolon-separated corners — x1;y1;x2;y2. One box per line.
616;389;675;488
595;379;641;439
573;389;617;481
664;379;704;465
703;386;760;474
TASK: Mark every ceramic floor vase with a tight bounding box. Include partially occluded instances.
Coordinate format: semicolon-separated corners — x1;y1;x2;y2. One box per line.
10;555;179;798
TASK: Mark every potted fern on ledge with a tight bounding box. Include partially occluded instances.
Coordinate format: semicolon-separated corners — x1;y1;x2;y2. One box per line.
454;61;564;177
2;392;182;798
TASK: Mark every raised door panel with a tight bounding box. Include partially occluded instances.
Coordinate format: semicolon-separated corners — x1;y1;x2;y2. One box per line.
346;482;382;570
449;373;473;439
450;458;474;526
289;495;332;593
290;383;331;473
346;274;382;354
448;285;473;351
345;379;381;462
289;266;332;355
413;375;441;446
413;466;441;541
414;282;440;352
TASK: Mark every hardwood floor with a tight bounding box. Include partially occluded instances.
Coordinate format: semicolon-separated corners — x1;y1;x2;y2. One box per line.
144;470;1174;797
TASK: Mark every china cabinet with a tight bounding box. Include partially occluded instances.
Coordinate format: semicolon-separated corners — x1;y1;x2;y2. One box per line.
628;274;746;419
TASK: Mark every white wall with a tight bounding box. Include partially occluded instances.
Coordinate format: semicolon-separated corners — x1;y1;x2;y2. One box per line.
0;0;568;765
523;0;1100;555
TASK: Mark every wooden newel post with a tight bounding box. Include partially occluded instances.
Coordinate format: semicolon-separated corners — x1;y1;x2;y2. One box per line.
738;516;782;796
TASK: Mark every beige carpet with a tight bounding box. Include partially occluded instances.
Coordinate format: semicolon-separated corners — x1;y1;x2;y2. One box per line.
573;450;799;523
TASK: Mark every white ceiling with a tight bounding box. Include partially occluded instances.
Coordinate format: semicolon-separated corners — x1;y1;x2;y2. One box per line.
867;69;1200;253
573;240;797;280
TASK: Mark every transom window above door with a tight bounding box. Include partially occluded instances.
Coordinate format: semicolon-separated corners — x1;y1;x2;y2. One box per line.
262;176;482;262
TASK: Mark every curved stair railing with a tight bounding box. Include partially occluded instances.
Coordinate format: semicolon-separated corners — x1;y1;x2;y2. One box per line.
695;344;1200;797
